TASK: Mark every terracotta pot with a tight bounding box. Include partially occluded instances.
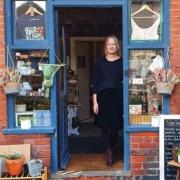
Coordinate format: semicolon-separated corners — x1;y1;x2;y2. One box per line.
5;157;24;176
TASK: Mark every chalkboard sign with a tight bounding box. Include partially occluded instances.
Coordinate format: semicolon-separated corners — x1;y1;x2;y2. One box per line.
160;115;180;180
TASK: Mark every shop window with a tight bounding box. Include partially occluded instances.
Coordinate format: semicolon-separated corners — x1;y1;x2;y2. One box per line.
130;0;162;41
15;1;46;40
14;50;51;127
129;50;163;125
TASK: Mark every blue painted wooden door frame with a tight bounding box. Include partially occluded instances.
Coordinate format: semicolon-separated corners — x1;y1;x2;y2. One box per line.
51;0;129;173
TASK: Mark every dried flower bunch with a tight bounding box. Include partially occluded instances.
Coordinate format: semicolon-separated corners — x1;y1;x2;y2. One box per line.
149;69;180;84
0;67;21;86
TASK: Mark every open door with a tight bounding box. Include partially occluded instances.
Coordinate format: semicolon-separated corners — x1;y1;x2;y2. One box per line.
56;19;71;169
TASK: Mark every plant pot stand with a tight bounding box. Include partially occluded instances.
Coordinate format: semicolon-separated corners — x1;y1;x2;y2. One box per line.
0;167;47;180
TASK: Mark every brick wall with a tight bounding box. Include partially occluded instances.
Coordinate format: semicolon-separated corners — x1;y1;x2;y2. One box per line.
0;1;51;168
130;132;159;178
170;0;180;114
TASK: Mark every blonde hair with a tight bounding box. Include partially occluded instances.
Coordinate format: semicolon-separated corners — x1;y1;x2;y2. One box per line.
104;35;120;56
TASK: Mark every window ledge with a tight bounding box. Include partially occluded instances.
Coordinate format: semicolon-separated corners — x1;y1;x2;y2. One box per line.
3;127;56;134
126;125;159;132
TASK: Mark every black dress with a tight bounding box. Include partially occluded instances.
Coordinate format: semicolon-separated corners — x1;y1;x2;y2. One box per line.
92;57;123;130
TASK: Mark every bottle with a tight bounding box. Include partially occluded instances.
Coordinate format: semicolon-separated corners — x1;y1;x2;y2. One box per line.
141;92;148;114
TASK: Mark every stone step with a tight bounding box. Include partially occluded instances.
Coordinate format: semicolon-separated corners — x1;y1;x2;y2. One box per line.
50;170;132;180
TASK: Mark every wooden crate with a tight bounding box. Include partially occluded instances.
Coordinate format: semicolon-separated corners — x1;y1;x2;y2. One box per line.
0;167;47;180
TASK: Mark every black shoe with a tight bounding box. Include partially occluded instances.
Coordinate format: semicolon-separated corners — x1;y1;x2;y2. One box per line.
106;149;113;166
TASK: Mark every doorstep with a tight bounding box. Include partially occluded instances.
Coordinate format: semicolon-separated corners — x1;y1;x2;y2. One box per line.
50;170;131;179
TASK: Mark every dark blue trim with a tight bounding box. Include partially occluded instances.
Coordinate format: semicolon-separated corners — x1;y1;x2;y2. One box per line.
48;0;58;173
9;45;50;50
123;0;130;172
5;0;13;45
52;0;124;7
126;126;159;132
128;43;165;49
162;0;170;114
3;127;55;134
7;96;15;128
12;41;49;48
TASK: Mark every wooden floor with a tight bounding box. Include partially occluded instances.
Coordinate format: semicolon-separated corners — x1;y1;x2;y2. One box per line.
66;153;123;171
51;154;130;179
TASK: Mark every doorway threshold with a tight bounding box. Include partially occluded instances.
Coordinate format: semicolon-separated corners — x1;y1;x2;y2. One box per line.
51;154;130;179
51;170;131;179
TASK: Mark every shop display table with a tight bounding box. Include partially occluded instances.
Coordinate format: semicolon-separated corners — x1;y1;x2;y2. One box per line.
0;167;47;180
168;160;180;180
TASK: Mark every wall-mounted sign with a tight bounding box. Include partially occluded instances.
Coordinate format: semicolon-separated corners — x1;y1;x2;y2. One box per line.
159;115;180;180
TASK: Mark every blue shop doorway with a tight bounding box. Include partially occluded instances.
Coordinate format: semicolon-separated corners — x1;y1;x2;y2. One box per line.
56;7;124;171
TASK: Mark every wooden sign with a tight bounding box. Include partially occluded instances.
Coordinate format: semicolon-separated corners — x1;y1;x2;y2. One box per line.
160;115;180;180
0;144;30;161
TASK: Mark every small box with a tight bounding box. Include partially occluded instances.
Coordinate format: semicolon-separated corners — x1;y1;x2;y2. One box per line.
129;105;142;115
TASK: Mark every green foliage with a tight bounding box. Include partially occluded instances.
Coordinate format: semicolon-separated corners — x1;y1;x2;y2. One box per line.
5;152;23;160
129;95;141;104
176;148;180;155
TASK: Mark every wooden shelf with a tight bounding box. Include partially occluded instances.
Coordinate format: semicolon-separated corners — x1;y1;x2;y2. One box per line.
0;167;47;180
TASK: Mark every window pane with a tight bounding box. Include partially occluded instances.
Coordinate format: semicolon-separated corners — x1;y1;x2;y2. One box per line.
14;50;51;127
130;0;161;41
129;50;163;125
15;1;46;40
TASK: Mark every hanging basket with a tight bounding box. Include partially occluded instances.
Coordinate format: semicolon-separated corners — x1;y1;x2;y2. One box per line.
156;82;174;95
3;82;20;94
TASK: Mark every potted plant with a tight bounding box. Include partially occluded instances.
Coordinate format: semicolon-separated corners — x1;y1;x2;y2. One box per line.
20;116;32;129
177;148;180;163
5;152;24;176
148;69;180;95
0;67;21;94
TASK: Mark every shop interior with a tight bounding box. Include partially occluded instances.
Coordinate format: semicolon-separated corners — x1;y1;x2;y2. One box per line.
57;7;123;170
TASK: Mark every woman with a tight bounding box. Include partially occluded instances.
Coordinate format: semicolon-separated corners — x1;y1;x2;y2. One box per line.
92;35;123;166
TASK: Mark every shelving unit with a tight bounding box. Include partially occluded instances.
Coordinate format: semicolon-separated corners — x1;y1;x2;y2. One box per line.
0;167;47;180
14;50;51;128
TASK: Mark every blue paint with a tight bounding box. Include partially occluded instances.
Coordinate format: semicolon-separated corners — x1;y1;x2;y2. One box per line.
122;0;130;172
126;126;159;132
3;127;55;134
7;95;15;128
47;0;59;173
53;0;124;7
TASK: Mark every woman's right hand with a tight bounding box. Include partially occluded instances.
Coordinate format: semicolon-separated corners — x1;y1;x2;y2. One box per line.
93;102;99;114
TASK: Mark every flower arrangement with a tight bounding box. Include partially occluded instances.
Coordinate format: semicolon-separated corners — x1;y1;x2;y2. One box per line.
0;67;21;86
151;69;180;84
148;69;180;95
0;67;21;94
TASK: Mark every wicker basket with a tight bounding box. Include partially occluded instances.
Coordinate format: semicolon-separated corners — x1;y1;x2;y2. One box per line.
156;82;174;95
3;82;20;94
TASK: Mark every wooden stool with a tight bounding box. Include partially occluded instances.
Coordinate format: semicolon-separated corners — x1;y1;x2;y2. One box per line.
168;160;180;180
